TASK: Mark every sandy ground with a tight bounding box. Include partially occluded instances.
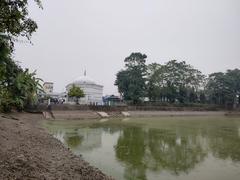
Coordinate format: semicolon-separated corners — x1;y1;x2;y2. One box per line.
0;113;113;180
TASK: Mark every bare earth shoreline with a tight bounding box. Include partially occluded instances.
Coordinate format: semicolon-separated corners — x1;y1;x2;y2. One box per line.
0;113;113;180
0;110;238;180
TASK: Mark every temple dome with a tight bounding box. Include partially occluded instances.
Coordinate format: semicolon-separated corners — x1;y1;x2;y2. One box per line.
73;75;95;84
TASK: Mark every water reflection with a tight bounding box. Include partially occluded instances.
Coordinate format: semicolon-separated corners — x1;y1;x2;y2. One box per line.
209;126;240;162
115;127;207;179
44;117;240;180
65;133;82;149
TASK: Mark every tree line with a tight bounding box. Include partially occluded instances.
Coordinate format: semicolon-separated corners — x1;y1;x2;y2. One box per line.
0;0;42;112
115;53;240;108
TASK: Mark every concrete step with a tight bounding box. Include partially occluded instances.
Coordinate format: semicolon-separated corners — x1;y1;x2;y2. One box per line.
96;111;109;118
121;111;130;117
42;111;54;119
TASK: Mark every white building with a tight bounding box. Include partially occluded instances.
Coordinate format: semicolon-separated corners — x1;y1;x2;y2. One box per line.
43;82;54;94
66;73;103;105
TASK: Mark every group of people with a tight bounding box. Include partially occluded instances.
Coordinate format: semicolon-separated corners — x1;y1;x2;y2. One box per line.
48;98;65;105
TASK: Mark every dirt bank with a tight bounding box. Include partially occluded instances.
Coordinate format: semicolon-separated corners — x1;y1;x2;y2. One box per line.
0;113;113;180
49;110;228;120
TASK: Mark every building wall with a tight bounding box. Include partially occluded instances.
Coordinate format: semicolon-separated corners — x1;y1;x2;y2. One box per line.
43;82;54;94
66;83;103;105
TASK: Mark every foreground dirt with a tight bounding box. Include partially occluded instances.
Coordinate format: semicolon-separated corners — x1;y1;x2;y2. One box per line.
0;113;113;180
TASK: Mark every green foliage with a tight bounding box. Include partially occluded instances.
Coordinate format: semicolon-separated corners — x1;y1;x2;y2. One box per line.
115;70;130;99
115;52;147;104
147;60;205;103
115;56;208;105
116;55;238;109
0;88;13;112
206;69;240;108
0;37;42;112
0;0;42;45
0;1;42;112
68;85;85;104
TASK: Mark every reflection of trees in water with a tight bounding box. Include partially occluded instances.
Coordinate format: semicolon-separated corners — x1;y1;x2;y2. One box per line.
208;125;240;162
115;127;147;180
65;134;83;149
115;127;208;179
46;119;240;179
114;121;240;179
147;129;207;175
67;129;102;152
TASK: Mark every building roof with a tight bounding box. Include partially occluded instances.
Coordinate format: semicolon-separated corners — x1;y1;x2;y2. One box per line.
43;82;53;85
73;75;96;84
66;71;103;88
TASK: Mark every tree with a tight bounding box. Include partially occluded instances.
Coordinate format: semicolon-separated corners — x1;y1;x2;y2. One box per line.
147;60;205;103
115;70;130;100
0;1;42;112
206;69;240;108
147;63;162;101
68;85;85;104
0;38;42;112
206;72;228;105
115;52;147;104
12;69;42;110
0;0;42;46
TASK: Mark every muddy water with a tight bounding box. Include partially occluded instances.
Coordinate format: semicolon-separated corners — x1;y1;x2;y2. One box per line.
43;116;240;180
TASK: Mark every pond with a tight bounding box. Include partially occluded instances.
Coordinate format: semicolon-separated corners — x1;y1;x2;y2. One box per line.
43;116;240;180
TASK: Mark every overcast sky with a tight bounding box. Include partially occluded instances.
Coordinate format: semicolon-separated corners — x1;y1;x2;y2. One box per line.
14;0;240;95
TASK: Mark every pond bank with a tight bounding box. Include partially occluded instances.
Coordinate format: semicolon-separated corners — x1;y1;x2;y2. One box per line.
0;113;113;180
49;110;230;120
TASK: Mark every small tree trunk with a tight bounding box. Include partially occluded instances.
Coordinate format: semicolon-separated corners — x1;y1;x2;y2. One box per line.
233;94;237;110
75;98;79;105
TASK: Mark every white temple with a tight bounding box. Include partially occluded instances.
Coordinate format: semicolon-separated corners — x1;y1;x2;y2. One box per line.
66;71;103;105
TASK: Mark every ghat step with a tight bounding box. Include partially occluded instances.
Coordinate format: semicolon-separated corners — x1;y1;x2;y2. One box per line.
97;111;109;118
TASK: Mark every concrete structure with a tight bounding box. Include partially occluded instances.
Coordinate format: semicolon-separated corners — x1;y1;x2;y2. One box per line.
43;82;54;94
66;73;103;105
103;95;122;106
96;112;109;118
39;82;67;104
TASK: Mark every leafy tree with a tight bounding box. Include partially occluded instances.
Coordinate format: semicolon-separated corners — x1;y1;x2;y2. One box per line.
147;60;205;103
115;52;147;104
12;69;42;110
115;54;239;109
0;1;42;112
147;63;162;101
226;69;240;108
0;38;42;112
206;72;227;105
0;0;42;45
68;85;85;104
199;90;206;104
206;69;240;108
115;70;130;100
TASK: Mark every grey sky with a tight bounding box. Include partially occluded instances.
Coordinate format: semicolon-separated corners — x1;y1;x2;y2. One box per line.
15;0;240;94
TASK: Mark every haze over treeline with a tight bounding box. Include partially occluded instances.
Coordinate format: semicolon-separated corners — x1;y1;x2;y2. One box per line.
1;0;240;112
14;0;240;94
